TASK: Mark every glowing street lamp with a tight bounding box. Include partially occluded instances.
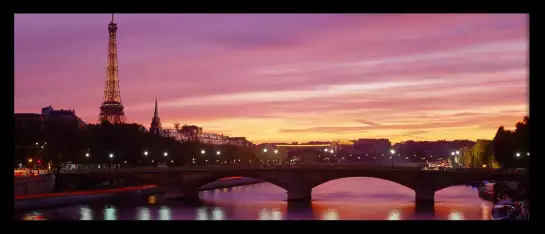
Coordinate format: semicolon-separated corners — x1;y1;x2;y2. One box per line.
216;151;221;155
164;152;168;157
451;152;455;156
263;148;268;153
201;150;205;155
274;149;278;154
109;153;114;158
144;151;148;156
85;153;90;157
390;149;396;168
28;158;33;163
516;152;521;158
456;151;460;155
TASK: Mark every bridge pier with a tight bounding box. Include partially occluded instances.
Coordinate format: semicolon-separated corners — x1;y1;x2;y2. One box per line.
287;187;312;202
414;188;435;209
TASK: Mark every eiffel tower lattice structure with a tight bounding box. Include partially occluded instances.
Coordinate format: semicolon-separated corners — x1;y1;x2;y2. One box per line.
99;14;126;124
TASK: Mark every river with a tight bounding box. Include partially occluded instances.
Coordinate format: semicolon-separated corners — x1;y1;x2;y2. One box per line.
15;177;492;220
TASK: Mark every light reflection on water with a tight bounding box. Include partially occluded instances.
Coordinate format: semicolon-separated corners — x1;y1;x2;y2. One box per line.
16;178;494;220
387;209;401;220
104;206;116;220
79;206;93;220
137;207;151;220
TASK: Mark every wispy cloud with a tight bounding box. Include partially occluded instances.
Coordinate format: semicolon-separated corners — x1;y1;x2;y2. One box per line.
14;14;528;143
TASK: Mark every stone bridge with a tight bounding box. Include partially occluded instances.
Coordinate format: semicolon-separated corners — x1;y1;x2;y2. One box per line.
60;167;528;206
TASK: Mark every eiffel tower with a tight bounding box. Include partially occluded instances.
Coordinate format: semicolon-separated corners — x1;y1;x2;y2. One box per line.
99;14;126;124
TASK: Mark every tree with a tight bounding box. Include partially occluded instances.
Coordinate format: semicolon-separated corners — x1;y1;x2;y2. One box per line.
460;147;473;168
42;119;85;191
492;116;529;168
174;122;180;132
472;140;493;168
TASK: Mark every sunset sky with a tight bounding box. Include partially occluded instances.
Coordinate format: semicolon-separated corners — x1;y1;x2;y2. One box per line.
14;14;528;144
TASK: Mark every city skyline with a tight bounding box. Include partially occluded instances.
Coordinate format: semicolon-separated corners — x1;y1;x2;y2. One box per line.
14;14;528;143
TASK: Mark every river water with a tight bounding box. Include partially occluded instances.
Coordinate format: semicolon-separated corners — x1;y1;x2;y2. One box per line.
15;177;492;220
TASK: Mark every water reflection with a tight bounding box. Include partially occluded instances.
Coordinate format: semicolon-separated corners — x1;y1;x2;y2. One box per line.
79;206;93;220
481;203;490;220
159;206;171;220
448;210;464;220
16;178;494;220
104;206;117;220
22;211;46;220
212;207;225;220
138;207;151;220
259;208;283;220
322;209;339;220
387;209;401;220
196;207;208;220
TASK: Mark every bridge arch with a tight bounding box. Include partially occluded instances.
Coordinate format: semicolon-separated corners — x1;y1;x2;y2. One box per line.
182;171;291;192
310;176;416;192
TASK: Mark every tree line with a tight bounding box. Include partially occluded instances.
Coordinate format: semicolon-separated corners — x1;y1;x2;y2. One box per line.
15;120;260;172
456;116;528;169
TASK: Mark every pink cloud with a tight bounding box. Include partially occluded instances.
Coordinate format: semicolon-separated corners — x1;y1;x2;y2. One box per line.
14;14;528;143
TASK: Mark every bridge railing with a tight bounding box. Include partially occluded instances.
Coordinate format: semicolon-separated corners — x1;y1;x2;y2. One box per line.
58;165;527;174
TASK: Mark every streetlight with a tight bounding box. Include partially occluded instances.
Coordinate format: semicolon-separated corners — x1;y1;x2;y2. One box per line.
28;158;32;163
85;153;90;157
516;152;521;158
263;148;268;153
164;152;168;157
216;151;221;155
390;149;395;168
527;152;530;156
109;153;114;172
144;151;148;156
451;152;455;156
201;150;205;155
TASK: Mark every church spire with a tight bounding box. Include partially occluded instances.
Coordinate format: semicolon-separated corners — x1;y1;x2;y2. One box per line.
150;99;162;135
154;98;159;118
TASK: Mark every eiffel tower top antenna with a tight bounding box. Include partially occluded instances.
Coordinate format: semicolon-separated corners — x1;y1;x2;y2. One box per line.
111;14;114;23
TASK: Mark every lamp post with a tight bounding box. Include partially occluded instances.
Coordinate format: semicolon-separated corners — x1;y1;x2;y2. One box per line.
390;149;395;169
85;152;90;170
263;148;267;166
109;153;114;170
274;149;278;165
109;153;114;185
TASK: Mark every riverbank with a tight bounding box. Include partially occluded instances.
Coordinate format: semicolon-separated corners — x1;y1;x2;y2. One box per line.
14;177;262;211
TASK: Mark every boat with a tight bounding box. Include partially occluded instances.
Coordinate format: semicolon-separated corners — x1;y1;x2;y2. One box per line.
492;200;523;220
478;182;495;200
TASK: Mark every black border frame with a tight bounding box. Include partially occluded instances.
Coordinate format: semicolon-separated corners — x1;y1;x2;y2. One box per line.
6;2;539;232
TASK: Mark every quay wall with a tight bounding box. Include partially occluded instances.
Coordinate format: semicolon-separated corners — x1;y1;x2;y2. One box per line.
14;177;262;211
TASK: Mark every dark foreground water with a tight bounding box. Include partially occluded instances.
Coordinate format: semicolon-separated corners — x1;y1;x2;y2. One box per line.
16;178;492;220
